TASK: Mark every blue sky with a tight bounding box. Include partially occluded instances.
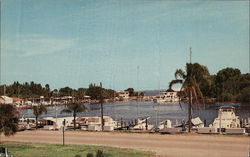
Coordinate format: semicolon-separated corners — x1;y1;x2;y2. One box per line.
1;0;249;90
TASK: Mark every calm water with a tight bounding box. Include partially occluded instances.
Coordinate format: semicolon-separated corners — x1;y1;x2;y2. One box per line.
21;101;250;126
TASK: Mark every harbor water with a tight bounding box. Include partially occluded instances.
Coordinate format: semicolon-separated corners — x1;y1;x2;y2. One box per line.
20;101;250;126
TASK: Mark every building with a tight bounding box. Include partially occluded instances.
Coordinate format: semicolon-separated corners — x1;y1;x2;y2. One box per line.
0;96;13;104
117;91;129;100
12;97;24;107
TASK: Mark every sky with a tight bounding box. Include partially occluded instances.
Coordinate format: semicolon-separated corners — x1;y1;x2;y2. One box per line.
1;0;249;90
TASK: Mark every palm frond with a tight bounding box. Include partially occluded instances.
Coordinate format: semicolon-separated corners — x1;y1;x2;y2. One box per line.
168;79;183;89
175;69;186;79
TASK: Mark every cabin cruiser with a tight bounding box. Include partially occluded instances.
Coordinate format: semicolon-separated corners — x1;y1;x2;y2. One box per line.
153;89;179;104
210;106;240;128
198;106;245;134
77;116;118;131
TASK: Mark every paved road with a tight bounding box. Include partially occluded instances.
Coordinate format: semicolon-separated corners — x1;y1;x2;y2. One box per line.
2;130;249;157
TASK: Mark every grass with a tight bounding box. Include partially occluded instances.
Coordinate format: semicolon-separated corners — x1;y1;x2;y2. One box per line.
0;142;153;157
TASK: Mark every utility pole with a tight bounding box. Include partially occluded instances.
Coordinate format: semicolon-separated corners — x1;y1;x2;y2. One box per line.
136;66;140;119
100;82;104;131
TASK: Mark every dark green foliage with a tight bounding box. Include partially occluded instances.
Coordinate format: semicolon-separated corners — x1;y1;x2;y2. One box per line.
96;150;104;157
125;88;134;96
86;83;115;99
86;153;94;157
169;65;249;103
0;104;19;136
237;87;250;102
75;155;81;157
0;81;51;98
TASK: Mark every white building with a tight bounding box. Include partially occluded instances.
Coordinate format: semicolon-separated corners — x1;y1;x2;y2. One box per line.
0;96;13;104
117;91;129;100
153;88;179;103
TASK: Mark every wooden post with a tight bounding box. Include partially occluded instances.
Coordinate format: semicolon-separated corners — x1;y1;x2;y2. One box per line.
63;119;65;146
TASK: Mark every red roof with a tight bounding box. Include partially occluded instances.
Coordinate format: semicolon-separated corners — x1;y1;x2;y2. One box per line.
12;97;23;102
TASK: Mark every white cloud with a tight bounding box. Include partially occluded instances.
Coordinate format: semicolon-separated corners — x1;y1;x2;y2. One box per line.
2;35;75;57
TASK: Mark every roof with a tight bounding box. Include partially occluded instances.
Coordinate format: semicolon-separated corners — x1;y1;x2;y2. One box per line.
0;96;13;100
166;88;175;92
12;97;23;102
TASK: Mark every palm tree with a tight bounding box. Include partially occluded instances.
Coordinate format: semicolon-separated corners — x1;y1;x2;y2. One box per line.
33;104;47;129
60;103;87;130
0;104;19;136
169;63;210;132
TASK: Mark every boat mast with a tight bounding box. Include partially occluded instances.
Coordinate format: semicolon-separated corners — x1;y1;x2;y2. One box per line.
136;66;140;119
188;47;193;132
100;82;104;131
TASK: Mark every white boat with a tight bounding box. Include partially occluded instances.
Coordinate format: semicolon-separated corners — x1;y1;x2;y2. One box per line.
210;106;240;129
77;116;118;131
130;117;153;130
18;117;37;130
198;106;245;134
42;117;74;130
153;89;179;104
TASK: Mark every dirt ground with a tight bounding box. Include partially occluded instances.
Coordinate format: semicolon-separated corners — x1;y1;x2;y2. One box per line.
2;130;249;157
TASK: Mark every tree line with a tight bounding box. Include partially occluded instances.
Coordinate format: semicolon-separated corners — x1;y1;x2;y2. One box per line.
169;63;250;103
0;82;116;100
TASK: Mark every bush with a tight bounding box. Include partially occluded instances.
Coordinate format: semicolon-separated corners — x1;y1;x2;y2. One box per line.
237;87;250;102
96;150;104;157
86;153;94;157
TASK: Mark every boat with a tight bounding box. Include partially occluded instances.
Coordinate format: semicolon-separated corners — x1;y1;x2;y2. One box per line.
77;116;118;131
18;117;36;130
153;89;179;104
130;117;153;130
210;106;240;129
198;106;245;134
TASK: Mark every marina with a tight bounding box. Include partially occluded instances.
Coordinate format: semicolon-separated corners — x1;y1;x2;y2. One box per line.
19;100;250;134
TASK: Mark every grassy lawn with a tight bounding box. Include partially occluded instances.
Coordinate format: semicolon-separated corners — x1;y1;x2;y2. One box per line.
0;142;153;157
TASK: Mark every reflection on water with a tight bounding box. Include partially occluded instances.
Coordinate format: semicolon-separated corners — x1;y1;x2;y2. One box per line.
20;101;250;126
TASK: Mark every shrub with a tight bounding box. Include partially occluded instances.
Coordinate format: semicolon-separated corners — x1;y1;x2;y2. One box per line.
96;150;104;157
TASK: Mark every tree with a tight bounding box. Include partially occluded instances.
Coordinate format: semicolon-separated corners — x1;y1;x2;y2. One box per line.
125;88;134;96
169;63;210;132
215;68;241;101
60;103;87;130
33;105;47;129
59;87;73;97
0;104;19;136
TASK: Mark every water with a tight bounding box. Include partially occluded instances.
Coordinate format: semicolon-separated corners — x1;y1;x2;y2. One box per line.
20;101;250;126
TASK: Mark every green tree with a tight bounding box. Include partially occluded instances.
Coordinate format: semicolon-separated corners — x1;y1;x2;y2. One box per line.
59;87;73;97
215;68;241;101
0;104;19;136
33;105;47;129
125;88;134;96
169;63;209;132
60;103;87;130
